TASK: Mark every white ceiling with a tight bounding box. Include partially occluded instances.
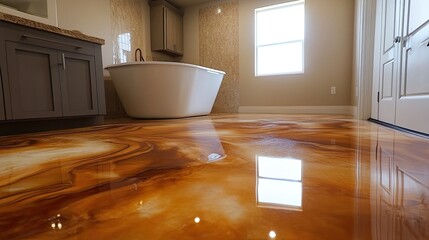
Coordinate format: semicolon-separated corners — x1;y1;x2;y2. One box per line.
168;0;213;8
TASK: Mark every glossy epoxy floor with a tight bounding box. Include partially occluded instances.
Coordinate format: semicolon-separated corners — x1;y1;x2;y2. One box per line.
0;114;428;240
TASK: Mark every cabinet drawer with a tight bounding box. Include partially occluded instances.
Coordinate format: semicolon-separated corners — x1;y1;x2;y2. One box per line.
1;22;95;55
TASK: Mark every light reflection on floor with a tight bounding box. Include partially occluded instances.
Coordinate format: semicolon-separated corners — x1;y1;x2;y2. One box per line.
256;156;302;209
0;114;428;239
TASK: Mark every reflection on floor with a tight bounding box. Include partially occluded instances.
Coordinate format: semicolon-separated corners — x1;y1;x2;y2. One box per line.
0;114;428;239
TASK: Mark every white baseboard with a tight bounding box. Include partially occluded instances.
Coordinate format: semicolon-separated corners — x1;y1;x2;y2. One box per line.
239;106;355;115
351;106;358;117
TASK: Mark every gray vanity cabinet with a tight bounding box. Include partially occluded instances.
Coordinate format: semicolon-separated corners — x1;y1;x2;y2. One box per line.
0;21;104;121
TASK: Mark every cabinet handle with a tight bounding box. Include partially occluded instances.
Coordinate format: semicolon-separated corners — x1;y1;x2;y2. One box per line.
61;53;66;70
21;35;83;49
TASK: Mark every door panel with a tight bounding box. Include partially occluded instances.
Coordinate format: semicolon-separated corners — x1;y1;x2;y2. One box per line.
402;36;429;96
5;42;62;119
396;0;429;134
382;60;394;99
407;0;429;33
379;60;396;120
383;0;396;53
378;0;400;124
61;52;98;116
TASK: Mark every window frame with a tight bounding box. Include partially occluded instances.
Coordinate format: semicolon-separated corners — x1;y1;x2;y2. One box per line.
254;0;305;77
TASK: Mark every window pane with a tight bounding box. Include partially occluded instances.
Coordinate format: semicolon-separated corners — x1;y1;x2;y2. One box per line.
256;3;304;46
257;42;303;75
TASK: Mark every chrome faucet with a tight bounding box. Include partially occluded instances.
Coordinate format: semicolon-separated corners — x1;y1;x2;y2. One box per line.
135;48;145;62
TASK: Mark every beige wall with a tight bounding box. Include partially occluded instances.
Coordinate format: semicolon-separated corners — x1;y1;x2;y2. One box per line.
182;4;200;64
56;0;113;75
240;0;354;107
184;0;355;108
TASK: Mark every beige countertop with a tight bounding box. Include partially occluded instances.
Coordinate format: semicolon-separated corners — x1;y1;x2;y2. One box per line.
0;12;105;45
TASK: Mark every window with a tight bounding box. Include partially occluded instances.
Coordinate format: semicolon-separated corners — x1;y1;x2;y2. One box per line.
0;0;48;18
0;0;57;25
255;1;305;76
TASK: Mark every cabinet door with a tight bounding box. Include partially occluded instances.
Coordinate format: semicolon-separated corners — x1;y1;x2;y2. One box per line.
0;69;5;120
60;52;98;116
174;10;183;54
5;42;62;119
165;8;183;54
150;4;165;52
165;7;175;52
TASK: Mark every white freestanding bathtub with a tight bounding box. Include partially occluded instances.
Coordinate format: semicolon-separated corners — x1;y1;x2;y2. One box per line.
105;62;225;118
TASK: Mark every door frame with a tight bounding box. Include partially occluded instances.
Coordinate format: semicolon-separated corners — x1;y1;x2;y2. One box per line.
355;0;378;120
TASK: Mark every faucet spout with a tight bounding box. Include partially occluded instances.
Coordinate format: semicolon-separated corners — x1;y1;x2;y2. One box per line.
135;48;145;62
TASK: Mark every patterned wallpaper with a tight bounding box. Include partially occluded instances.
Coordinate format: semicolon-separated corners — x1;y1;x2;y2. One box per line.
107;0;148;118
199;1;240;113
111;0;147;64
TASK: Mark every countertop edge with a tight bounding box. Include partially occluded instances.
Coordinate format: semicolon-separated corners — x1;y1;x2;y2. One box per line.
0;12;105;45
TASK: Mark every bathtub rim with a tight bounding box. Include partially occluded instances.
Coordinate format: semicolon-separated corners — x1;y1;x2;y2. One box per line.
105;61;226;75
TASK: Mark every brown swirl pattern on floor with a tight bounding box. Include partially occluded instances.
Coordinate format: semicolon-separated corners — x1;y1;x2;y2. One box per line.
0;114;428;239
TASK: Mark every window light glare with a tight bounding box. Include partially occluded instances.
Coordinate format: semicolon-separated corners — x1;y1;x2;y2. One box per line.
255;1;305;76
256;156;303;209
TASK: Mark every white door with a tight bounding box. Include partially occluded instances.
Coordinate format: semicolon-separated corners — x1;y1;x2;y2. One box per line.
376;0;402;124
395;0;429;134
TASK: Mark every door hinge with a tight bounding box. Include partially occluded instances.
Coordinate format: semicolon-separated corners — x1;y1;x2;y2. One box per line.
377;91;380;102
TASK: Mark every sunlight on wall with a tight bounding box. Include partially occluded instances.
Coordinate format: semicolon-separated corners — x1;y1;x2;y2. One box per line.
111;0;146;64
